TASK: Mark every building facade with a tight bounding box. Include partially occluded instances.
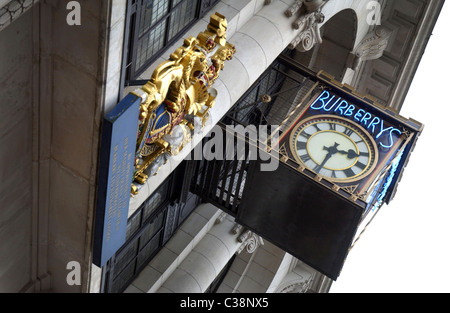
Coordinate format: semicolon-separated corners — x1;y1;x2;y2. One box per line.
0;0;444;293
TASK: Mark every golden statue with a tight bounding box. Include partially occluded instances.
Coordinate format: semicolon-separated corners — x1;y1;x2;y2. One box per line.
131;13;235;193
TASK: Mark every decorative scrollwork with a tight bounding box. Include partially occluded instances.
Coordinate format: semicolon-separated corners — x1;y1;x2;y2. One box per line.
280;278;313;293
285;0;328;52
236;229;264;254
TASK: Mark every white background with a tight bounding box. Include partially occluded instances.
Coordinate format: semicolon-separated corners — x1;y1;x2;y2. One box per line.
330;1;450;293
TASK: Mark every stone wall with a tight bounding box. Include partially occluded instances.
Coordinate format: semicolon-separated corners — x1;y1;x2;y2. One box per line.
0;8;33;293
0;0;127;292
43;0;126;292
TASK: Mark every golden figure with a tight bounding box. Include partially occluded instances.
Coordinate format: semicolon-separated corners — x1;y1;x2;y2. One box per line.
131;13;235;193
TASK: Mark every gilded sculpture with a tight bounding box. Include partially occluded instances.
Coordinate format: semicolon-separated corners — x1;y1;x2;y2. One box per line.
130;13;235;194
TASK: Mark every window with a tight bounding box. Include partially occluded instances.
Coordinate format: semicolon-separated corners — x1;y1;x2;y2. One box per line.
122;0;221;83
100;161;201;293
102;180;170;293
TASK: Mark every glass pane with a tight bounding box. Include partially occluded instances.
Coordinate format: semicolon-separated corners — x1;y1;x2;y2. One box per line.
114;240;138;276
137;232;162;269
172;0;183;7
139;0;169;37
143;181;169;221
168;0;198;41
111;261;136;293
126;210;141;239
139;212;164;247
136;20;167;69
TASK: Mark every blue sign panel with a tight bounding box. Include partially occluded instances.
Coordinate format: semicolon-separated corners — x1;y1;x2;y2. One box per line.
93;94;141;267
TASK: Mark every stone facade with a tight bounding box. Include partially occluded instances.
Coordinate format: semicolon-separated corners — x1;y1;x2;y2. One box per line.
0;0;444;293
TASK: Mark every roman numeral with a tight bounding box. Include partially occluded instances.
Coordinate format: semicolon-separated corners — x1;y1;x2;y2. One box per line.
344;127;354;136
301;132;312;140
297;141;307;150
313;124;321;132
300;154;311;163
344;168;356;178
359;152;370;157
329;123;336;131
355;161;366;170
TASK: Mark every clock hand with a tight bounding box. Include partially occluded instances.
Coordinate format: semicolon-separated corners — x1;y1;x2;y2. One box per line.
317;142;340;172
337;148;359;159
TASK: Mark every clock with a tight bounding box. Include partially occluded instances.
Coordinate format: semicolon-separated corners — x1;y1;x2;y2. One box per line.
289;115;378;183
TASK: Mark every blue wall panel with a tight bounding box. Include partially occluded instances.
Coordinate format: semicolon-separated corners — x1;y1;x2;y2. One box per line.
93;94;141;267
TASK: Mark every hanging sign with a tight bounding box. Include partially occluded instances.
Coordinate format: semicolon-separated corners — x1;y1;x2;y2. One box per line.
237;70;423;280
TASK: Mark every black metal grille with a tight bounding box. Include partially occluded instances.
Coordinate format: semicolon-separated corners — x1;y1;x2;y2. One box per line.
191;135;251;216
123;0;220;82
222;54;319;130
190;55;321;216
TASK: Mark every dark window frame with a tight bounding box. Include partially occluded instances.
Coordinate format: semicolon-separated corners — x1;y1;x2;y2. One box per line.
100;161;200;293
120;0;221;97
100;178;171;293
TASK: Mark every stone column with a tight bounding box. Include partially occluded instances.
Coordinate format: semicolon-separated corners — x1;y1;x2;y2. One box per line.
156;212;263;293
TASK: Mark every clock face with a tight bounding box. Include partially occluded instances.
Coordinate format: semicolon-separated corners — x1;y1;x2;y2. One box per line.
290;115;378;183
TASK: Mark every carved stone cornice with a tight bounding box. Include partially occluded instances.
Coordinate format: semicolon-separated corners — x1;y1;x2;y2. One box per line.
284;0;328;52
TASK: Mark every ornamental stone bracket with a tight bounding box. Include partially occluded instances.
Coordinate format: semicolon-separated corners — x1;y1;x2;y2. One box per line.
235;227;264;255
283;0;329;52
349;25;393;71
215;212;264;255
